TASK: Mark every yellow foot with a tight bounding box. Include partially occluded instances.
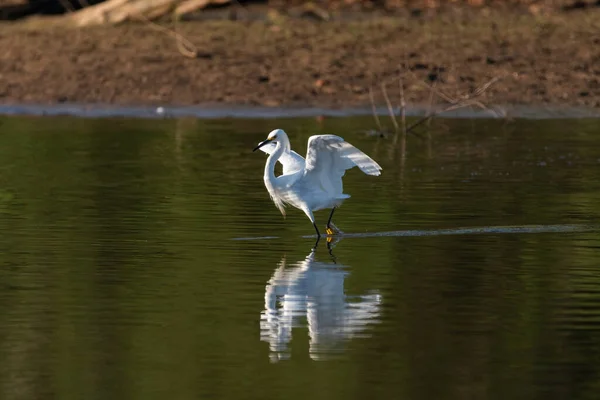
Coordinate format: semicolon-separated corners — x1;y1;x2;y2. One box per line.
326;222;343;236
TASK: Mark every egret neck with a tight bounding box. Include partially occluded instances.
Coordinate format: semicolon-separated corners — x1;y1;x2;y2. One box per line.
263;136;291;216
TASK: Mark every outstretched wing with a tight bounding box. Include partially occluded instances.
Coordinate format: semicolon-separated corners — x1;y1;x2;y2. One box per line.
303;135;382;196
258;142;306;175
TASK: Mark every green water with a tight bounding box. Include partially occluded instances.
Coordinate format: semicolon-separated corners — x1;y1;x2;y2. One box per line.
1;115;600;399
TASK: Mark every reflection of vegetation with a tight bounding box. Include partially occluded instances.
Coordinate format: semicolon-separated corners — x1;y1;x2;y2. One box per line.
0;115;599;399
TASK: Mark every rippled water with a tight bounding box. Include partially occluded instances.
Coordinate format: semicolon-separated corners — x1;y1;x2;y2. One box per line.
1;115;600;399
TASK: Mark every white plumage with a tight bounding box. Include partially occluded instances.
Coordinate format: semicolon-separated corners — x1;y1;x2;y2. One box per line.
253;129;381;237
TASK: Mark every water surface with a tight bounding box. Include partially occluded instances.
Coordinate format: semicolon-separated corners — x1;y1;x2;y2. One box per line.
1;115;600;399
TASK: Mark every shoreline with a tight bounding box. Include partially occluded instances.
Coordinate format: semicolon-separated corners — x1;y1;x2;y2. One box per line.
2;103;599;120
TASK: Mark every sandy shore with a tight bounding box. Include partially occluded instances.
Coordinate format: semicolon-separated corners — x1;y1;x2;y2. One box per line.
0;7;599;112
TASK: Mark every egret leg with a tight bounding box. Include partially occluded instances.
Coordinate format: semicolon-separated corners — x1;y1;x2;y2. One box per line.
302;207;320;239
313;222;321;238
312;223;321;250
327;207;336;227
325;207;340;236
326;240;337;262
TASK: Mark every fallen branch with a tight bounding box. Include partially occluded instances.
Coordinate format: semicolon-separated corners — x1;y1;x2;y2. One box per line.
405;99;484;133
404;74;507;135
410;71;507;118
65;0;231;27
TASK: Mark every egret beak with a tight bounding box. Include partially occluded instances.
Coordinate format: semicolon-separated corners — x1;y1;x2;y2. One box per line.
253;138;272;152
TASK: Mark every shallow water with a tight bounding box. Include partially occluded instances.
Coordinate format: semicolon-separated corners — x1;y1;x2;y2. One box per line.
1;115;600;399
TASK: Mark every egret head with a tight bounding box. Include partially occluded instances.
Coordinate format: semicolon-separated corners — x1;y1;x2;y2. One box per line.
253;129;288;152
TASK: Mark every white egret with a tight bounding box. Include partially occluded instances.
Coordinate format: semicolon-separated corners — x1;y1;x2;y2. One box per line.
253;129;382;238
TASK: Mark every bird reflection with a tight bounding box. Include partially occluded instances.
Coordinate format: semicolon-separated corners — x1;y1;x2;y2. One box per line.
260;249;382;362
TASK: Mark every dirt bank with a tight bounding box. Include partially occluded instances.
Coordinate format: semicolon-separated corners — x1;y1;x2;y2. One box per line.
0;7;599;111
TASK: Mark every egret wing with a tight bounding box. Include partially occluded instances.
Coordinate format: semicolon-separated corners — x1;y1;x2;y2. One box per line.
258;142;306;174
303;135;382;195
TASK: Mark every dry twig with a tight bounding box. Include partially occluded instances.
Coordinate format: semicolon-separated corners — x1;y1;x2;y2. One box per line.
381;82;399;134
398;74;407;137
134;13;198;58
368;86;384;134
